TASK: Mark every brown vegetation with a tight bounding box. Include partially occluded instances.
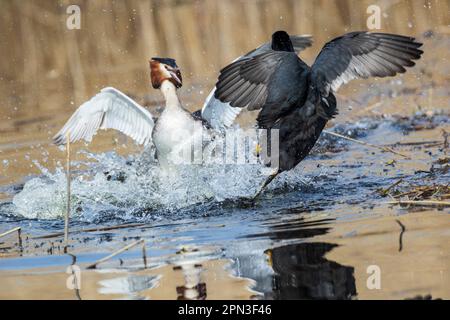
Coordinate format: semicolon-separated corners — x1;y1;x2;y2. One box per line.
0;0;449;119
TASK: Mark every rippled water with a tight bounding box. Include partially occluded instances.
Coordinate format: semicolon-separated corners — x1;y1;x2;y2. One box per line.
1;28;449;300
7;131;276;221
1;113;449;299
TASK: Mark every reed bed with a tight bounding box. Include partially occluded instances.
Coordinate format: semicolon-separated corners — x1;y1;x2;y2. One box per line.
0;0;448;119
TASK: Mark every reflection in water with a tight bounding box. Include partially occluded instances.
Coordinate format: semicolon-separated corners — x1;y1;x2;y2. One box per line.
268;243;356;300
174;262;207;300
235;215;356;299
98;274;160;299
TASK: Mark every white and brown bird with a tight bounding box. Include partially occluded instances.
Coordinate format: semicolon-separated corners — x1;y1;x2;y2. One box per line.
53;33;314;168
54;58;204;167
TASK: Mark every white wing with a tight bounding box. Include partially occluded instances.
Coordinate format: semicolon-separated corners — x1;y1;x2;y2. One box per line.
202;35;313;131
201;89;242;131
53;87;154;146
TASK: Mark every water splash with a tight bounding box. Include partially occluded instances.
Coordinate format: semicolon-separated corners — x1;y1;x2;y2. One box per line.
10;119;405;222
11;142;278;221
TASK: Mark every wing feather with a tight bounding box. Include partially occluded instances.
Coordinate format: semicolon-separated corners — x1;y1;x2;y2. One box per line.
311;32;423;95
201;35;313;131
214;51;286;111
53;87;154;146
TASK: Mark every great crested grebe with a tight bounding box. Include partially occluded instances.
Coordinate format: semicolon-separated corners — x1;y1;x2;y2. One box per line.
212;30;423;197
53;58;204;168
53;33;314;166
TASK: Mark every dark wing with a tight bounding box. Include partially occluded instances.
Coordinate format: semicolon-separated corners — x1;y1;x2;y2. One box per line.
214;50;308;114
311;32;423;96
201;35;312;131
214;51;286;110
291;35;314;54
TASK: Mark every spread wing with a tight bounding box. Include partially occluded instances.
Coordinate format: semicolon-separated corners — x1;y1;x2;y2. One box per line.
53;87;154;146
200;89;242;130
201;35;313;130
311;32;423;96
290;35;314;54
214;51;287;110
213;51;308;128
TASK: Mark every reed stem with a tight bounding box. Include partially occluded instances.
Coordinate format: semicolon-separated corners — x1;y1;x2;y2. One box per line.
86;239;146;269
0;227;21;240
64;132;71;253
386;200;450;207
322;130;409;158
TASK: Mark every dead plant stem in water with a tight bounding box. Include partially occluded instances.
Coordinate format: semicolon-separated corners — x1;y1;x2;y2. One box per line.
32;223;148;240
387;200;450;207
0;227;22;245
322;130;409;158
64;132;71;253
86;239;147;269
395;220;406;252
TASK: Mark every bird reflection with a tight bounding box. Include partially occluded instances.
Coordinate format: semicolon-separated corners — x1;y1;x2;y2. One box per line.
240;215;357;299
267;242;357;300
173;262;207;300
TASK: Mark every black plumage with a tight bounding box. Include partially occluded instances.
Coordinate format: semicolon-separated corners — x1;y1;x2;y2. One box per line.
214;31;423;176
151;57;178;68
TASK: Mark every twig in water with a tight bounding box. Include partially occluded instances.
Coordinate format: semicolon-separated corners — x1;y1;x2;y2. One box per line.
142;241;147;269
0;227;21;239
395;220;406;252
0;227;22;251
86;239;145;269
322;130;409;158
386;200;450;207
442;129;449;151
31;223;147;240
379;179;403;197
386;140;441;147
354;101;383;116
64;132;71;254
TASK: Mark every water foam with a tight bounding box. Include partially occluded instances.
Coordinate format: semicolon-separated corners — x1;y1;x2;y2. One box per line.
11;141;276;221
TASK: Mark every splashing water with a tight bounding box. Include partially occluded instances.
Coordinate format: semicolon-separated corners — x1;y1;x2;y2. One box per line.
11;134;287;222
9;119;395;222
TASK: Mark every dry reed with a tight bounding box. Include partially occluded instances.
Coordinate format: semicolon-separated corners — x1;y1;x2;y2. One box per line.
64;132;71;253
86;239;147;269
1;0;448;119
322;130;409;158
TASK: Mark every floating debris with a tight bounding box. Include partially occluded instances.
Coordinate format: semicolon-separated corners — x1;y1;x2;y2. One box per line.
387;200;450;207
392;111;450;134
0;227;22;252
322;130;409;158
86;239;146;269
395;220;406;252
431;157;449;174
390;184;450;202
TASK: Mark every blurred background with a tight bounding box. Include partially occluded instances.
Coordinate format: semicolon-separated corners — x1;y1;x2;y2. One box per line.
0;0;449;187
1;1;449;299
0;0;448;120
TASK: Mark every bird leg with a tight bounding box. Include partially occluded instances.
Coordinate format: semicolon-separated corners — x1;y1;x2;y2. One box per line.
252;171;279;202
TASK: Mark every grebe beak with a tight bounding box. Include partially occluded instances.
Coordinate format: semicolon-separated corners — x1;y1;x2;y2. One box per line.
166;65;183;88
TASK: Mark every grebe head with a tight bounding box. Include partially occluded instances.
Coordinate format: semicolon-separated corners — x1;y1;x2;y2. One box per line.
150;57;182;89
